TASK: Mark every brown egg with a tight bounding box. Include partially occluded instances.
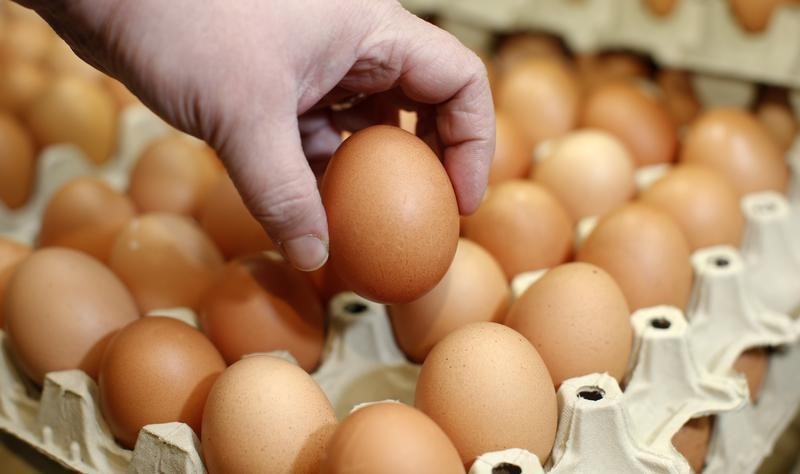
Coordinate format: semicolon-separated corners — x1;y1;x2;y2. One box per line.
44;39;102;81
199;254;326;371
728;0;789;33
0;16;54;64
321;125;459;304
389;239;510;363
672;416;713;473
109;213;224;313
39;177;136;262
755;88;798;151
494;34;566;77
102;77;140;111
461;180;573;280
495;57;581;148
505;262;632;387
129;135;222;217
99;317;225;449
657;69;702;128
581;81;678;167
644;0;679;16
202;355;337;474
4;248;138;385
198;174;274;259
576;203;693;311
25;76;117;164
415;322;558;467
639;165;744;250
305;263;351;305
488;112;531;185
0;238;31;327
733;347;769;402
0;112;36;209
575;52;651;92
0;58;48;114
321;402;465;474
680;108;788;195
532;129;636;220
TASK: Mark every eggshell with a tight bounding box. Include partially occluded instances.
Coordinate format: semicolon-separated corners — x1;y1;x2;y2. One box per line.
39;177;136;262
415;322;558;467
733;347;769;402
672;416;713;473
129;135;222;217
461;180;573;280
0;238;31;327
680;108;788;195
24;76;118;164
389;239;510;363
202;355;337;474
505;262;632;387
657;69;702;128
0;112;36;209
44;39;102;81
0;58;48;114
99;317;225;449
639;164;744;250
755;88;798;151
199;254;326;371
321;402;464;474
3;248;139;385
576;203;693;311
645;0;679;16
532;129;636;220
495;57;581;148
321;125;459;304
488;112;532;185
0;16;54;64
198;174;274;259
576;52;651;92
305;263;351;305
102;76;140;111
581;81;677;167
494;34;566;77
728;0;788;33
109;213;224;313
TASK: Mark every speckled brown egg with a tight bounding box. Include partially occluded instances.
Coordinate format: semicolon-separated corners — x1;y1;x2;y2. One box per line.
505;262;632;387
389;238;510;363
582;80;677;167
576;203;693;311
0;238;31;327
109;213;224;313
415;322;558;467
99;316;225;449
321;402;465;474
4;248;139;385
680;108;788;195
39;177;136;262
202;355;337;474
488;112;532;185
639;164;744;250
0;111;36;209
199;254;326;371
321;125;459;304
461;180;573;280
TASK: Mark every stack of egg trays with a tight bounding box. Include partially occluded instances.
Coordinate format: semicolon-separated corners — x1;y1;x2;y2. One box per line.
401;0;800;114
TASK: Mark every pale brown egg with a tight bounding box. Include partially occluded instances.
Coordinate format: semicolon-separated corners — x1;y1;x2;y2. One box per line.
496;57;581;148
488;112;531;185
415;322;558;467
672;416;713;473
25;75;118;164
202;355;337;474
39;177;136;262
505;262;632;387
727;0;790;33
639;164;744;250
321;402;465;474
733;347;769;402
755;88;798;151
199;254;326;372
0;112;36;209
581;80;678;167
129;135;222;217
576;203;693;311
0;238;31;327
99;317;225;449
575;52;651;92
4;248;138;385
461;180;573;280
0;15;54;64
198;174;274;259
0;58;48;114
44;39;102;81
680;108;788;195
644;0;679;16
532;129;636;220
389;239;510;363
657;69;702;128
102;76;140;111
321;125;459;304
493;34;566;77
109;213;224;313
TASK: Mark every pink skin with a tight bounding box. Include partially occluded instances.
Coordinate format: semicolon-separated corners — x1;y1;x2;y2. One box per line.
19;0;495;271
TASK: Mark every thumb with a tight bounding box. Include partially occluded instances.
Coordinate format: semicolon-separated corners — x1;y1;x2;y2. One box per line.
217;110;329;272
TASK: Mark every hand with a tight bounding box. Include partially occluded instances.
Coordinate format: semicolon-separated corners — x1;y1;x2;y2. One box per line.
23;0;495;271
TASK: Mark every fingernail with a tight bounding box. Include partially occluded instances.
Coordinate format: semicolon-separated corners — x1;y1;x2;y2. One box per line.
279;235;329;271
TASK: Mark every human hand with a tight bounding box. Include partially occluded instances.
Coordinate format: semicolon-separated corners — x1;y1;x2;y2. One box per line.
22;0;495;271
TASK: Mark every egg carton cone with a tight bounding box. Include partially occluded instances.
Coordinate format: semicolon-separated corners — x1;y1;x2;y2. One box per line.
0;105;171;246
470;449;544;474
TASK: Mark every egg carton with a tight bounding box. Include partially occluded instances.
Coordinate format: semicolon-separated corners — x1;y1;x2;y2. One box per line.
0;104;171;246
